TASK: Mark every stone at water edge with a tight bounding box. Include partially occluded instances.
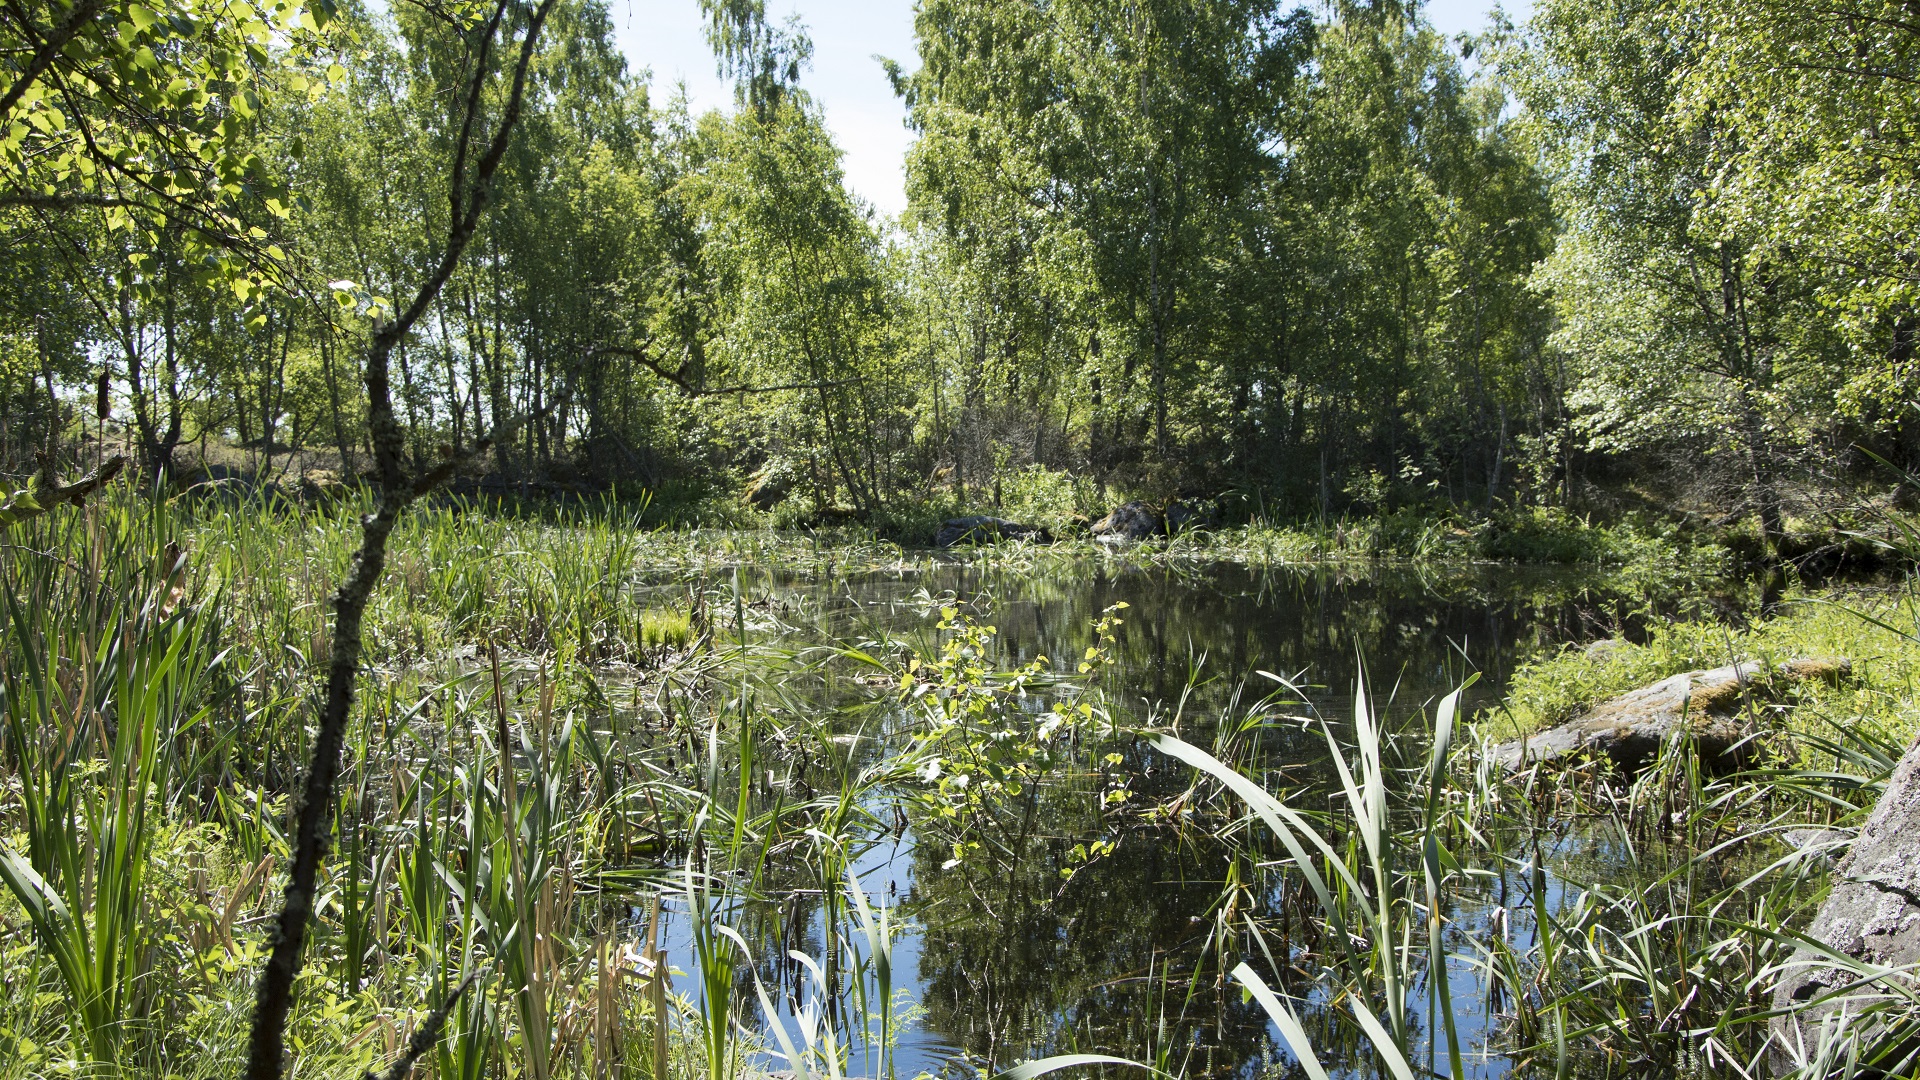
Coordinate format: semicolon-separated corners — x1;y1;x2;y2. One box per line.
1487;657;1852;776
933;516;1050;548
1582;637;1628;663
742;466;791;511
299;469;348;504
1164;499;1213;534
1090;500;1161;543
1771;729;1920;1065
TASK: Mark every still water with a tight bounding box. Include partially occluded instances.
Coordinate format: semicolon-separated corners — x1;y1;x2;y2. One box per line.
642;556;1665;1079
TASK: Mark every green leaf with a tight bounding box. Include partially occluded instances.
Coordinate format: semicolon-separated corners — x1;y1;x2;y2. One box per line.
1231;963;1330;1080
1347;996;1416;1080
0;849;72;938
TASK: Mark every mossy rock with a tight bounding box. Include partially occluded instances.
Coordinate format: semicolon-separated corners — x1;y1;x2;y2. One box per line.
1491;657;1853;776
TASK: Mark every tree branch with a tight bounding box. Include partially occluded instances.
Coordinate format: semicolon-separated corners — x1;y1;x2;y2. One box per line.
0;191;141;209
0;0;107;125
588;343;854;396
360;970;484;1080
446;0;509;236
241;1;561;1077
0;453;126;527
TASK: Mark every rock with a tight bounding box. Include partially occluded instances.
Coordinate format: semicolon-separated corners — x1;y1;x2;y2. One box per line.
1772;733;1920;1063
934;516;1050;548
442;474;506;500
545;459;584;487
1582;637;1628;663
1781;827;1852;864
1164;500;1212;534
174;463;250;490
1489;658;1851;776
742;467;791;511
298;469;348;504
1091;501;1162;543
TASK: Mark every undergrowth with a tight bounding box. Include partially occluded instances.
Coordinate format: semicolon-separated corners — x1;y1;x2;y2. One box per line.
3;488;1915;1079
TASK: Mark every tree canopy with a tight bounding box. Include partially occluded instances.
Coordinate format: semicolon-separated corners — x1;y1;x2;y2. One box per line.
2;0;1911;539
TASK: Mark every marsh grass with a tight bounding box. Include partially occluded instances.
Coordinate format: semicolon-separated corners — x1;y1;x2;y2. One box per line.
0;494;947;1078
642;610;695;653
2;488;1915;1079
1135;646;1920;1079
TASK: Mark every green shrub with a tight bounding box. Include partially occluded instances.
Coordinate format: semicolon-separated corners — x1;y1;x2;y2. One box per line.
993;465;1102;536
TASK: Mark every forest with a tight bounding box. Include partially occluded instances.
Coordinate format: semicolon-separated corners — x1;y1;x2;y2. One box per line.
8;1;1920;1079
6;0;1911;541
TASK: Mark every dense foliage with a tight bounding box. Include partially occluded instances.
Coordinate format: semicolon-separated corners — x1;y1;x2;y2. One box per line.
4;0;1917;532
16;2;1920;1078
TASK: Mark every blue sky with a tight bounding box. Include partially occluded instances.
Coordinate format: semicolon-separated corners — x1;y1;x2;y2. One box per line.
605;0;1529;218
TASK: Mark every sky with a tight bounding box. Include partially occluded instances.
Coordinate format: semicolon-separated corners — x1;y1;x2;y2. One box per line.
605;0;1531;219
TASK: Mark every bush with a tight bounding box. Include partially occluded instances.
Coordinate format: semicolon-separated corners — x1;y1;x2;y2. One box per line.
994;465;1102;537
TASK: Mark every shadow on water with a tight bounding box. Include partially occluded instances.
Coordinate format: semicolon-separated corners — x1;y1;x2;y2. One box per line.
642;557;1709;1079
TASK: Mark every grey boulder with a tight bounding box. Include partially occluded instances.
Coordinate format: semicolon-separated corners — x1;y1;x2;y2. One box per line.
1489;658;1851;776
1090;501;1161;544
934;516;1049;548
1771;731;1920;1066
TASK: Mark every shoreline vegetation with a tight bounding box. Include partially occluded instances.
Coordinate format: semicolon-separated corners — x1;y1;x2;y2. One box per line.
3;486;1919;1077
121;459;1912;573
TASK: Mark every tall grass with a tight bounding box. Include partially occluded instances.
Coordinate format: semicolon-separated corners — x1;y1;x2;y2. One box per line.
0;501;225;1065
1;488;1908;1079
1148;676;1470;1078
1139;654;1920;1079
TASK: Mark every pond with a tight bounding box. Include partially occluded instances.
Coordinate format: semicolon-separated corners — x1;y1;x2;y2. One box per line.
634;556;1692;1079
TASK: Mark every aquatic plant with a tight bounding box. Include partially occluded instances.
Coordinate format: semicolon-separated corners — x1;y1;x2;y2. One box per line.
0;487;1911;1080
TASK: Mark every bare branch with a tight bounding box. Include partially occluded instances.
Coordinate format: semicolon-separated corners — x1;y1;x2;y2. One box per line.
447;0;510;235
360;970;484;1080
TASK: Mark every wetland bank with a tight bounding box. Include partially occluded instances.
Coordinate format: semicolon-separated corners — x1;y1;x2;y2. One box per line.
4;492;1917;1080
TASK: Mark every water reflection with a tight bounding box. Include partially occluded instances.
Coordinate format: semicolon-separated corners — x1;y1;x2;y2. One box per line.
655;557;1674;1078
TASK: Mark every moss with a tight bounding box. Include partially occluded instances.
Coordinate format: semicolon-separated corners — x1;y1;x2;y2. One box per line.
1480;587;1915;756
1687;677;1750;716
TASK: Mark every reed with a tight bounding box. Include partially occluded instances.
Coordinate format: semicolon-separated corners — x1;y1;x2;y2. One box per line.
2;487;1908;1080
0;503;223;1065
